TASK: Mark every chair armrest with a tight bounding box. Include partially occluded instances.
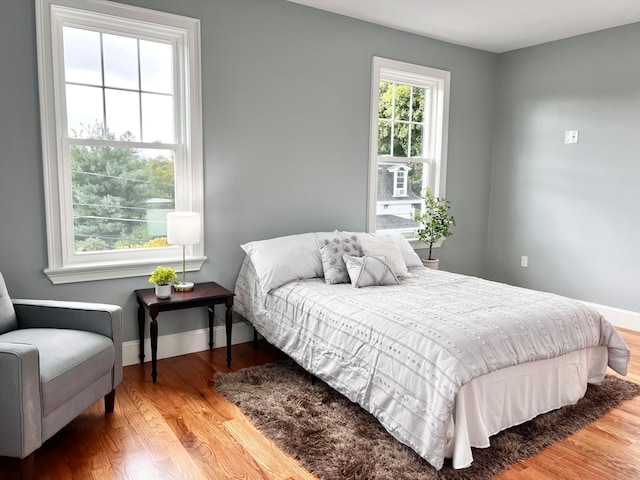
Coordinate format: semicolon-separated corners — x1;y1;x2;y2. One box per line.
0;343;42;458
13;300;121;340
13;300;123;387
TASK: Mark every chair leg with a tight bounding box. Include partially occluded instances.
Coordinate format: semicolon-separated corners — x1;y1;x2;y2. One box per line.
104;389;116;413
20;452;35;480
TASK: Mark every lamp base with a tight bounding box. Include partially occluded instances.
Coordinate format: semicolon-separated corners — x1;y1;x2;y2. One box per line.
174;282;195;292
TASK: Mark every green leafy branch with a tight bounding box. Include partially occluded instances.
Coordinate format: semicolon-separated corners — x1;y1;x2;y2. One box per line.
412;188;456;260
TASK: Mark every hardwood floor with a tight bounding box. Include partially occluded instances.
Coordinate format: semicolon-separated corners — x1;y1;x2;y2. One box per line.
1;328;638;480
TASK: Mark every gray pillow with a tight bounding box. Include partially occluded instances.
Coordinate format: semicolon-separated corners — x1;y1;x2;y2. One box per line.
319;235;363;284
343;255;399;288
0;273;18;334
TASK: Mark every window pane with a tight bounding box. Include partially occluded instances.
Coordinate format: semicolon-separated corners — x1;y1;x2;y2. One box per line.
379;82;392;119
105;89;140;140
394;84;411;121
142;93;174;143
408;161;424;198
71;146;175;252
378;120;391;155
375;161;424;232
63;27;102;86
412;87;426;122
140;40;173;94
66;84;104;138
393;122;408;157
103;33;139;90
411;124;423;157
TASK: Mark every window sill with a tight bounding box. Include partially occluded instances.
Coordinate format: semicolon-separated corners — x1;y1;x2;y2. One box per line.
44;256;207;284
407;237;445;250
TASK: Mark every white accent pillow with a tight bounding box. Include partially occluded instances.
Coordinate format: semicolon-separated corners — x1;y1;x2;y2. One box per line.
241;233;325;293
375;232;423;268
343;255;399;288
319;235;362;284
361;237;411;278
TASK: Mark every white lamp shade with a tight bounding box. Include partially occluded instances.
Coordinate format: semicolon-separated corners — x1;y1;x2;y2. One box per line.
166;212;200;245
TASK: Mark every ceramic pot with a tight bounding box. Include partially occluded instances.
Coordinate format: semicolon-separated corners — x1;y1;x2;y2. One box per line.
422;258;439;270
154;284;172;299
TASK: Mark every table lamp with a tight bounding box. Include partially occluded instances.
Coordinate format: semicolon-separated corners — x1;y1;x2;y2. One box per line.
166;211;200;291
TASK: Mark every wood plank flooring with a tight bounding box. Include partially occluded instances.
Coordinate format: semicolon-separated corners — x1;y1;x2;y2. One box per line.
1;328;638;480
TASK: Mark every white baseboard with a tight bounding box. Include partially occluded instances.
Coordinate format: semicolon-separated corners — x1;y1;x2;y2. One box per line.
580;301;640;332
122;321;255;367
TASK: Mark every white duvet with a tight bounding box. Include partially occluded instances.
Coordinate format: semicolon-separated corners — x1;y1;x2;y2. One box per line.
234;257;630;470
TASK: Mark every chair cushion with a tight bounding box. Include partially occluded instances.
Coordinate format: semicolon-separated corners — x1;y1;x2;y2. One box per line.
0;328;115;416
0;273;17;334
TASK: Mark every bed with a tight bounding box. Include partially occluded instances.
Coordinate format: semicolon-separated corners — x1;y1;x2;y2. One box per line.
233;231;630;470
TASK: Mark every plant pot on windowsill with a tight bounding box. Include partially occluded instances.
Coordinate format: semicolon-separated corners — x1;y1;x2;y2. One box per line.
148;266;178;299
412;187;455;273
422;258;439;270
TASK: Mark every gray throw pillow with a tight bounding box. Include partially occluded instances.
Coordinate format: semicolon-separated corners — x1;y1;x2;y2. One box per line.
343;255;399;288
319;235;363;284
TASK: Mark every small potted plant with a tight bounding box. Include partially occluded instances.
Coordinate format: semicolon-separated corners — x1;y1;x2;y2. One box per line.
412;188;456;269
148;266;178;299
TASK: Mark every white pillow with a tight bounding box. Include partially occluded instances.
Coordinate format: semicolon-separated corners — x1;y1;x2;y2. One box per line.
375;232;423;268
241;233;325;293
361;237;410;277
343;255;399;288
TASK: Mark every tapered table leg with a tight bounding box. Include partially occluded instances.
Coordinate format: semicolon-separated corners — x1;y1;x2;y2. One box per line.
150;307;159;383
225;297;233;367
208;305;214;350
137;303;145;363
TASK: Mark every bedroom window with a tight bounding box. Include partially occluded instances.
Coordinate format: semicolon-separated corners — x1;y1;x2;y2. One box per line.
36;0;205;284
367;57;450;235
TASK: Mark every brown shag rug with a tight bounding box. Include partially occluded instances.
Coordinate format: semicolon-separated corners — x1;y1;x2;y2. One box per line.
214;360;640;480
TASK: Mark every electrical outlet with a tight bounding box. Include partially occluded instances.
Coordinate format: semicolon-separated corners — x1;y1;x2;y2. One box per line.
564;130;579;144
521;256;528;267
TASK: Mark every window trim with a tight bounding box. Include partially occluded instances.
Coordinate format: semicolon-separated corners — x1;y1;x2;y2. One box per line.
36;0;205;284
367;57;450;237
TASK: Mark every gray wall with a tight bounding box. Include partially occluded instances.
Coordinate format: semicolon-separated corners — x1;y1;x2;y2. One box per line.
487;23;640;312
1;0;636;344
0;0;495;342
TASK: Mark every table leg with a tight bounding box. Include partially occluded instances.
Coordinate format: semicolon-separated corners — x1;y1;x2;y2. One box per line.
150;309;159;383
137;303;145;363
208;305;214;350
225;297;233;368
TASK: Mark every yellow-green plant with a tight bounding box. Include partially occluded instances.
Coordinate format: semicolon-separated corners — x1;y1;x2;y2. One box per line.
412;188;456;260
148;266;178;286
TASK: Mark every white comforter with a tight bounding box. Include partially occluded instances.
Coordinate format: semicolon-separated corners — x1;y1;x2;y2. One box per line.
234;258;630;470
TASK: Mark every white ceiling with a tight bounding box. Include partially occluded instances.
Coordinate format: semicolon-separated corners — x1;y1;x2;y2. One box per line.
287;0;640;53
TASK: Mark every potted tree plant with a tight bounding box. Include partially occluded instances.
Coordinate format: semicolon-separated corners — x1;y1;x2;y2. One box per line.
148;266;178;299
412;188;456;269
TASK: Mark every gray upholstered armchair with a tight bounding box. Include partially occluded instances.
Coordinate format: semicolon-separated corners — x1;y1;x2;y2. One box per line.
0;273;122;465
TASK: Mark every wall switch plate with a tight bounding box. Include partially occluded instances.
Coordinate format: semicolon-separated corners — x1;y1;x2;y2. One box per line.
564;130;579;144
521;256;528;267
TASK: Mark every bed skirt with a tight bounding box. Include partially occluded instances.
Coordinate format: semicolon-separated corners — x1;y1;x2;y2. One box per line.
448;345;608;468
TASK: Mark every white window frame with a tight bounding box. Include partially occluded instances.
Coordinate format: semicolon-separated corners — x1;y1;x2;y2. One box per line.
367;57;450;238
36;0;205;284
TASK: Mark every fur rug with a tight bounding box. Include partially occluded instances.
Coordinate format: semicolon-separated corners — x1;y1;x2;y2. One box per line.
214;360;640;480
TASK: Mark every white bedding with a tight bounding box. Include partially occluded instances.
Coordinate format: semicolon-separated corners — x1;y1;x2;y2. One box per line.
234;255;630;470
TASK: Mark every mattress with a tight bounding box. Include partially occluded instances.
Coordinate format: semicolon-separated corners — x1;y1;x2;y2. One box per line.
234;255;629;469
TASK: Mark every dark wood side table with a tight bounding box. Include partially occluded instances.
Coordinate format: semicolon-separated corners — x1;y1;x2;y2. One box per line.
134;282;234;383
